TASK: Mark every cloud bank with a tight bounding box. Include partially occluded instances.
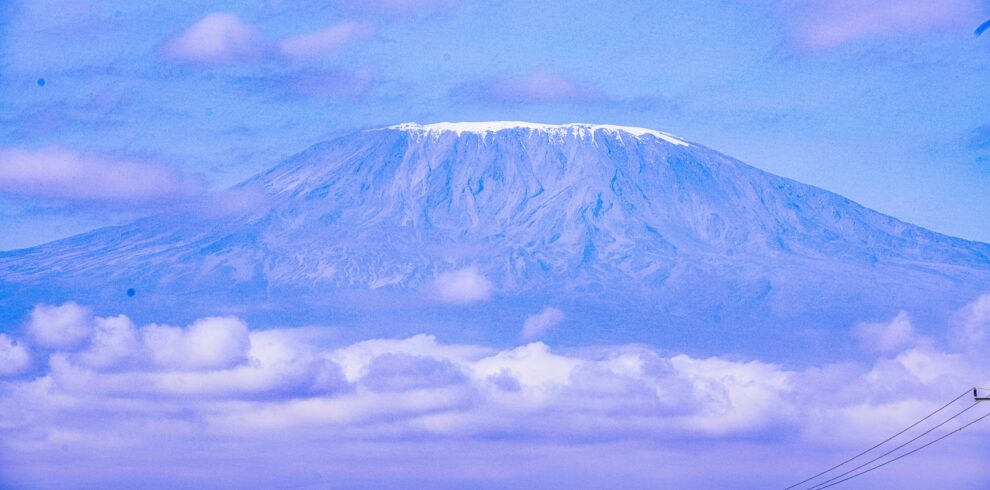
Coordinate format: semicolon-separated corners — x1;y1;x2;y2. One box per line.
1;296;989;488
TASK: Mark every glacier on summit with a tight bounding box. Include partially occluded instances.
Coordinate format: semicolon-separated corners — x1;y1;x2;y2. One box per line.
1;122;988;357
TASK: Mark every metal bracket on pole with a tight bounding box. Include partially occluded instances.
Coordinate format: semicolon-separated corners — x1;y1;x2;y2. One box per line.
975;387;990;401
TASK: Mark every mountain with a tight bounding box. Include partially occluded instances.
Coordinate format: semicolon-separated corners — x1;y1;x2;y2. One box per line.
2;122;989;357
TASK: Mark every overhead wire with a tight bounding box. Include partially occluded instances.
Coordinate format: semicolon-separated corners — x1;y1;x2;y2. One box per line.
805;401;981;490
814;409;990;489
783;388;973;490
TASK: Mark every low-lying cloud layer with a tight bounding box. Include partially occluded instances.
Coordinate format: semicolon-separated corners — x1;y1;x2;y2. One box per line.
1;296;989;488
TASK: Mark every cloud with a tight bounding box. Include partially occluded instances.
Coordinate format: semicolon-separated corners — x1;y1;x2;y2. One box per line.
72;315;142;370
0;148;204;207
330;334;489;382
520;307;565;341
474;342;578;389
279;21;375;60
0;334;31;377
361;353;466;391
852;311;918;353
784;0;986;50
286;67;377;99
239;67;377;100
26;302;93;350
164;13;267;64
24;304;251;372
340;0;461;15
456;72;606;104
165;14;375;65
141;317;250;371
950;292;990;348
2;296;990;487
432;267;494;303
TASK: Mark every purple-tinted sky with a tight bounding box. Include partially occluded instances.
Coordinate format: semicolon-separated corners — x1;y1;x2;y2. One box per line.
1;0;990;249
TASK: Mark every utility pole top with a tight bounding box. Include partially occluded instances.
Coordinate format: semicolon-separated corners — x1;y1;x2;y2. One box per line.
975;387;990;401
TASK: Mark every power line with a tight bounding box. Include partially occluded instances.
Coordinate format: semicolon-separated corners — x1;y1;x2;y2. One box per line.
783;388;972;490
806;402;980;490
815;409;990;489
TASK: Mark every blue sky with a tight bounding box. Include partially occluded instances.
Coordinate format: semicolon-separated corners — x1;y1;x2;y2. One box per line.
1;0;990;250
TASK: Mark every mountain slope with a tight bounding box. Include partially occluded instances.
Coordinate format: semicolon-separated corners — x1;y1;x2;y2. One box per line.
2;122;988;353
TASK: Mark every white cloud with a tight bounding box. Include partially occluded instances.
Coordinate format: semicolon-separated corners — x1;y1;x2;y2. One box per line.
164;12;266;64
279;21;375;60
950;293;990;349
26;302;93;350
142;316;250;370
0;334;31;376
669;354;794;434
475;342;579;390
432;267;494;303
73;315;141;370
520;307;564;341
852;311;918;353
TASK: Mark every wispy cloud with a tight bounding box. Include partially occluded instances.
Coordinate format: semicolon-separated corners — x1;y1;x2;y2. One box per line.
783;0;986;50
164;13;267;64
0;148;205;207
520;306;564;341
278;21;375;60
289;67;378;99
1;294;989;486
455;72;606;104
852;311;919;353
342;0;462;15
0;148;266;220
240;66;378;101
0;334;31;377
164;13;374;65
432;267;494;303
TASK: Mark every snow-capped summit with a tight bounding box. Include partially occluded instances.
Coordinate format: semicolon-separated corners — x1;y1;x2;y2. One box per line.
384;121;690;146
1;122;988;351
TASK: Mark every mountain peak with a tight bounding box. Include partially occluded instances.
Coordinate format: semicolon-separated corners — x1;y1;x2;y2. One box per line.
3;122;989;341
381;121;690;146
